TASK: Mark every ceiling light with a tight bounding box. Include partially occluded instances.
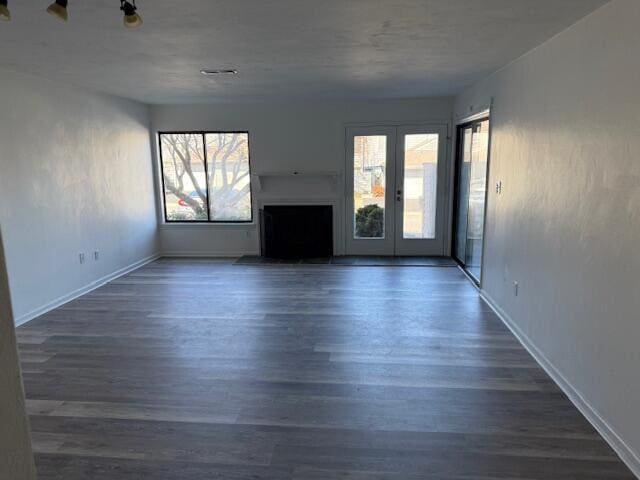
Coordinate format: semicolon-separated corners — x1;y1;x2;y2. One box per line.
121;0;142;28
0;0;10;21
200;69;238;76
47;0;68;21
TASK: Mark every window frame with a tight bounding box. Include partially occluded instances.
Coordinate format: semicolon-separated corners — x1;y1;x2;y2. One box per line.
158;130;254;224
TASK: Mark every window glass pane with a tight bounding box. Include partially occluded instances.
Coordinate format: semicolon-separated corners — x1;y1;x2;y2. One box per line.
402;134;439;239
160;133;208;221
454;127;473;261
353;135;386;239
466;120;490;280
205;133;252;221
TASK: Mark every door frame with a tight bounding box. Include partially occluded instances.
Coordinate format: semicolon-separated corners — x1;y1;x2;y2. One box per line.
451;114;492;285
344;122;450;256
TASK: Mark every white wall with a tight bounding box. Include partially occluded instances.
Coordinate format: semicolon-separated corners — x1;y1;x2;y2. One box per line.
0;68;159;324
151;98;453;256
0;227;36;479
454;0;640;474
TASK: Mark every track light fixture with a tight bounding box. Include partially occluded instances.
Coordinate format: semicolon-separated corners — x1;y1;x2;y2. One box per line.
47;0;68;21
0;0;144;27
121;0;142;28
0;0;10;21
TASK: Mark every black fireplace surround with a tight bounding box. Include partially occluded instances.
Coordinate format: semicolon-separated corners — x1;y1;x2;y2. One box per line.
260;205;333;258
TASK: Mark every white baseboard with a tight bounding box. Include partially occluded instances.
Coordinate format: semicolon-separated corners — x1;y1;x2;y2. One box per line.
14;253;161;327
161;251;259;258
480;289;640;479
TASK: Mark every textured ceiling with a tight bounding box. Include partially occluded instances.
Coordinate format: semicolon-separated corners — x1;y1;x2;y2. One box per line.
0;0;609;104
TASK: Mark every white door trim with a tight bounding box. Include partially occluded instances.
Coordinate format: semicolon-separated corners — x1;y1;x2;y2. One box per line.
344;123;449;256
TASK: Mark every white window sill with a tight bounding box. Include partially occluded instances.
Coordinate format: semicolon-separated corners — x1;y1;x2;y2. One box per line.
160;222;257;228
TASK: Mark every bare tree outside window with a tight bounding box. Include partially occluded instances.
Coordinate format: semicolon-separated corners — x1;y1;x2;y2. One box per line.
159;132;253;222
160;133;208;221
206;133;252;221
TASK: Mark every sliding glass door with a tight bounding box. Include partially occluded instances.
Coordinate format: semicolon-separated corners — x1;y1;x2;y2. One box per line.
453;118;490;283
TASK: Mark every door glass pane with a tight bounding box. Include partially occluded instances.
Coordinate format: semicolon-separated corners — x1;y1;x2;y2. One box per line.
465;120;490;280
160;133;208;221
353;135;386;239
454;127;473;261
205;133;252;221
402;134;439;239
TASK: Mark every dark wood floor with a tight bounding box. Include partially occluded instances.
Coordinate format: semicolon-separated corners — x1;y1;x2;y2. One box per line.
17;258;635;479
234;255;457;266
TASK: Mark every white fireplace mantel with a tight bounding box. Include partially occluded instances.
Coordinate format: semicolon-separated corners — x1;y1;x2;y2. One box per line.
252;171;341;193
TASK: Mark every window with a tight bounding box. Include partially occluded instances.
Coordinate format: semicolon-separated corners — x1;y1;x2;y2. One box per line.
402;133;439;239
353;135;387;239
159;132;253;222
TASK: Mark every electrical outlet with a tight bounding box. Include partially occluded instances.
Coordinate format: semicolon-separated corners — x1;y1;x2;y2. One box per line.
79;253;86;264
495;181;503;195
94;251;100;261
514;281;519;297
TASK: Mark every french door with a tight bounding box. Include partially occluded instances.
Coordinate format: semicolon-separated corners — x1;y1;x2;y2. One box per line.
345;124;448;256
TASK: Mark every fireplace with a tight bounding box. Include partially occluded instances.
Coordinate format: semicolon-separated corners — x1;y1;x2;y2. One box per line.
260;205;333;258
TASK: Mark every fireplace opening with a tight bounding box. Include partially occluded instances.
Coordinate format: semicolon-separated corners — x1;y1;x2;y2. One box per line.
260;205;333;258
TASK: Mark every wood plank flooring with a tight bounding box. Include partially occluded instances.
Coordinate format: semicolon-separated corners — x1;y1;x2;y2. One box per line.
234;255;457;266
17;258;635;479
